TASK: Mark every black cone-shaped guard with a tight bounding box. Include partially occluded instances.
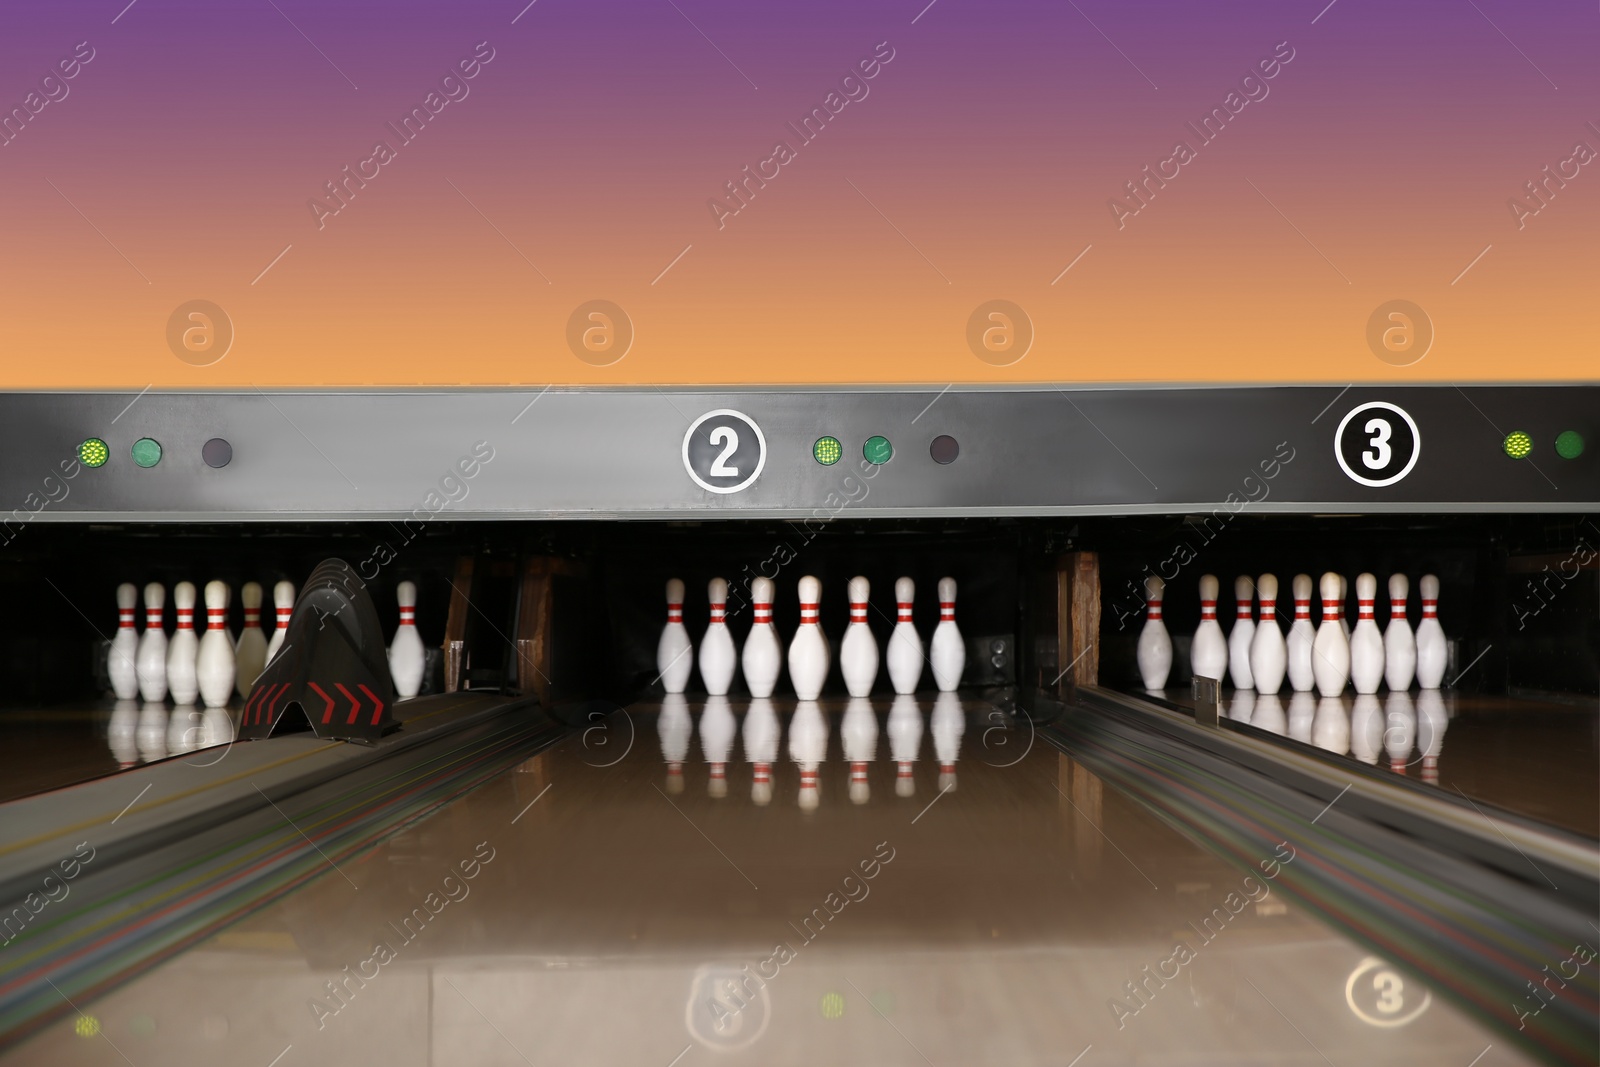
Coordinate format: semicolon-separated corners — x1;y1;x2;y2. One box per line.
238;559;398;741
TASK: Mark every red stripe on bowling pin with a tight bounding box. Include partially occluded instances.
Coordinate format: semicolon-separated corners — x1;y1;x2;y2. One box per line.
799;602;819;623
1236;602;1252;619
1200;599;1217;620
117;610;135;629
1147;597;1163;620
897;601;913;621
145;609;163;628
176;609;194;631
206;608;226;627
666;604;683;623
1358;598;1375;620
1293;598;1310;620
1421;598;1437;619
753;606;772;622
850;602;868;622
1390;598;1407;620
753;763;771;783
1259;597;1276;620
243;609;260;628
939;600;955;621
1321;600;1339;621
710;602;726;622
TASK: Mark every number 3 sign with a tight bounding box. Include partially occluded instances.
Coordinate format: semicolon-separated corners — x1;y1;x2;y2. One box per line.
1335;401;1421;488
683;409;767;494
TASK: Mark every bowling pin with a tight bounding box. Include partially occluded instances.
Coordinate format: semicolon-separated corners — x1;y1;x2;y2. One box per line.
1384;574;1416;692
1383;690;1416;773
656;578;694;695
1349;573;1386;695
1285;574;1316;693
108;699;139;768
929;577;965;692
135;582;168;703
265;580;295;665
742;696;780;806
1311;572;1350;697
841;696;879;805
1249;574;1287;695
234;581;269;699
1415;574;1447;689
658;692;691;794
789;699;828;810
887;692;923;797
108;583;140;700
840;576;880;697
1287;690;1316;743
1312;696;1350;755
1416;687;1448;783
699;694;736;798
1338;575;1351;642
885;577;924;695
698;578;738;696
1135;575;1172;690
741;577;782;699
787;576;829;701
196;581;237;709
1252;693;1287;736
1190;575;1227;682
1227;575;1256;690
931;690;964;793
389;580;426;699
166;582;199;705
1349;694;1382;764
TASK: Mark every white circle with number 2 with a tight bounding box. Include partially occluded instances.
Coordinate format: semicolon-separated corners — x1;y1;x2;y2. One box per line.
682;409;767;494
1335;401;1421;488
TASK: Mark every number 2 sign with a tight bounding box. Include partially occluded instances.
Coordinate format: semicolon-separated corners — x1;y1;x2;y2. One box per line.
683;409;767;494
1335;401;1421;487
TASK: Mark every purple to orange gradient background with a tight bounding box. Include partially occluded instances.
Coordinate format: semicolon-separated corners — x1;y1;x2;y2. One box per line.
0;0;1594;387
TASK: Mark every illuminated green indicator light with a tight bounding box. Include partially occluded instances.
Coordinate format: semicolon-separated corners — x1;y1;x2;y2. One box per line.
863;435;893;465
1501;431;1532;460
813;436;842;465
1555;430;1585;459
131;438;163;468
78;438;109;468
820;992;845;1019
74;1015;100;1039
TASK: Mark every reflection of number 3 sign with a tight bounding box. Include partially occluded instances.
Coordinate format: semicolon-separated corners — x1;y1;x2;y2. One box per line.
1345;956;1431;1028
683;409;767;494
1335;402;1421;488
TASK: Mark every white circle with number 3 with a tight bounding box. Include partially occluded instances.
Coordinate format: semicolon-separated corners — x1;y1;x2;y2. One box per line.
682;409;767;495
1334;401;1421;488
1345;956;1431;1028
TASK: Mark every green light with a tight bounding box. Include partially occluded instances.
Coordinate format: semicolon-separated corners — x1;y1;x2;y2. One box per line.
813;436;842;465
863;435;893;465
820;992;845;1019
78;438;108;468
131;438;162;468
1555;430;1585;460
74;1015;100;1039
1502;431;1532;460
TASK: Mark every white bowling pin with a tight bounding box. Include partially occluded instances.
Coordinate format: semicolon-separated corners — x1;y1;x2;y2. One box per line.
929;577;966;692
931;691;964;792
1249;574;1287;695
789;699;828;810
1312;696;1350;755
1349;573;1386;696
887;692;923;797
108;583;140;700
108;699;139;767
389;580;427;699
166;582;199;705
787;576;829;700
1227;576;1256;690
1416;687;1448;783
137;702;169;762
1287;690;1316;743
742;696;780;806
1338;575;1351;643
1383;691;1416;773
135;582;168;703
699;694;737;798
1285;574;1317;693
698;578;738;696
1252;693;1287;736
1135;575;1172;690
658;692;691;794
841;696;879;805
1383;574;1417;692
1415;574;1447;689
1190;575;1227;682
1349;694;1382;764
196;581;236;709
656;578;694;695
741;576;782;699
234;581;269;699
265;580;295;665
886;577;925;695
840;576;880;697
1311;572;1351;697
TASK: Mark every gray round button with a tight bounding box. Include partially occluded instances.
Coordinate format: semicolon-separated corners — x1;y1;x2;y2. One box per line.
930;435;959;465
202;438;233;468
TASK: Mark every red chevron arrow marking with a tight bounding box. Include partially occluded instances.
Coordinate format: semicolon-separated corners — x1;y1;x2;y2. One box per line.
335;683;361;725
308;682;336;724
358;684;385;725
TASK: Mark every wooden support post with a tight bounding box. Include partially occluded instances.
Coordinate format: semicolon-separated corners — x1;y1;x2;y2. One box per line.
1056;551;1100;701
442;556;474;693
512;556;582;707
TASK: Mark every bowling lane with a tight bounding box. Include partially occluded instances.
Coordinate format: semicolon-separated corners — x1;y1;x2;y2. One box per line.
2;697;1531;1066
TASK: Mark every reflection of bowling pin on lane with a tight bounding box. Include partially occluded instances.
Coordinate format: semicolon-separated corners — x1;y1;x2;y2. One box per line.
1349;573;1386;696
929;578;965;692
235;582;269;700
108;699;139;768
788;576;830;701
1135;575;1172;691
1228;688;1256;723
1416;688;1448;784
201;706;235;749
389;580;427;699
1383;690;1416;773
1384;574;1416;692
1415;574;1447;689
742;696;780;806
137;702;169;762
1227;576;1256;690
840;576;880;698
265;580;295;665
197;581;237;709
841;696;879;805
1249;574;1286;695
931;691;965;792
1251;694;1287;736
1349;694;1383;764
789;699;828;810
109;583;140;700
741;577;782;699
1312;573;1351;697
136;582;168;703
1287;691;1316;743
1312;696;1350;755
699;578;738;696
1190;575;1227;682
657;579;694;695
166;582;199;706
168;703;203;754
1285;574;1316;693
887;693;923;797
658;693;691;794
886;577;924;695
699;694;737;799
